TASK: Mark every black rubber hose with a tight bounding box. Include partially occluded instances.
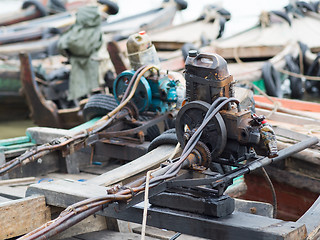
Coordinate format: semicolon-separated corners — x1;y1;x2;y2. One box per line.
261;167;277;218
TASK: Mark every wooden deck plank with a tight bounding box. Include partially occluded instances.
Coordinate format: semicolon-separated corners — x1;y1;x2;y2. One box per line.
26;174;307;240
86;144;176;186
0;195;50;239
67;230;156;240
132;225;207;240
0;185;28;199
0;195;11;203
104;203;307;240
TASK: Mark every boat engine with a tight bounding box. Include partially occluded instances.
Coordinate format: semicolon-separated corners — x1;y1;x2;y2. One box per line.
175;51;278;172
113;31;180;113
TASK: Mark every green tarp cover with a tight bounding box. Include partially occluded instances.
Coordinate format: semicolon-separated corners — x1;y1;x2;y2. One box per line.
58;6;102;100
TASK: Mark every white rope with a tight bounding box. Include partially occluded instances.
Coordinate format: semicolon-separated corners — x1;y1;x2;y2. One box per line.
141;142;181;240
141;169;152;240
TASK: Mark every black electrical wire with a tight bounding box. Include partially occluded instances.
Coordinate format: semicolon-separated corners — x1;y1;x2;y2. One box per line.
261;167;277;218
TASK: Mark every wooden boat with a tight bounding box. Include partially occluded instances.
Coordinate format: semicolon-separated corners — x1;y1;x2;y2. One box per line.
0;1;183;59
0;0;121;49
108;5;231;74
18;53;84;129
0;77;320;238
0;109;319;238
148;4;231;52
0;54;74;121
0;0;95;26
101;0;187;39
209;2;320;60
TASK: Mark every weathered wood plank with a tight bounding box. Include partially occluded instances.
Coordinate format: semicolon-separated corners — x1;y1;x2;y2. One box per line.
256;108;320;126
69;230;156;240
0;151;8;180
234;198;273;218
297;195;320;238
104;203;307;240
0;195;50;239
0;177;35;186
86;144;176;186
0;196;11;203
212;45;283;59
26;177;306;240
26;180;107;207
53;214;109;240
261;166;320;194
132;226;204;240
277;141;320;165
0;185;28;199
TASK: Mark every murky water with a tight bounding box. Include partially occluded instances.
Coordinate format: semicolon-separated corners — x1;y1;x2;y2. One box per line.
0;119;35;138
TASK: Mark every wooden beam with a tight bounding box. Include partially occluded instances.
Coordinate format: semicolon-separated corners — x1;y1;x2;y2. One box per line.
200;45;283;60
256;108;320;126
26;178;307;240
104;203;306;240
86;144;176;186
0;177;35;186
0;195;50;239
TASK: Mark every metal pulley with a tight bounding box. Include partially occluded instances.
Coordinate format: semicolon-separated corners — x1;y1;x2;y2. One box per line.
113;70;152;112
175;100;227;159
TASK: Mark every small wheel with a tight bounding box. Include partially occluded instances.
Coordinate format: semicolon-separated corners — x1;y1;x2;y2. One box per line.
113;70;152;113
138;115;161;142
175;100;227;159
83;94;118;121
148;128;178;152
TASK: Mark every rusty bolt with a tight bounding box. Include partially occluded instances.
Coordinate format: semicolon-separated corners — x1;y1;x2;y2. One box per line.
250;207;257;214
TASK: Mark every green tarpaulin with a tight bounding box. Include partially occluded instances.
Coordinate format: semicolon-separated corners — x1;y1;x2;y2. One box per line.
58;6;102;100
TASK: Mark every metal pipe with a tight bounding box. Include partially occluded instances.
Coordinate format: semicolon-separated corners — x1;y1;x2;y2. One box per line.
248;136;319;172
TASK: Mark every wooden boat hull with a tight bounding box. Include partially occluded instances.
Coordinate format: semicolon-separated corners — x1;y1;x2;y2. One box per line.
0;65;29;121
0;0;91;26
